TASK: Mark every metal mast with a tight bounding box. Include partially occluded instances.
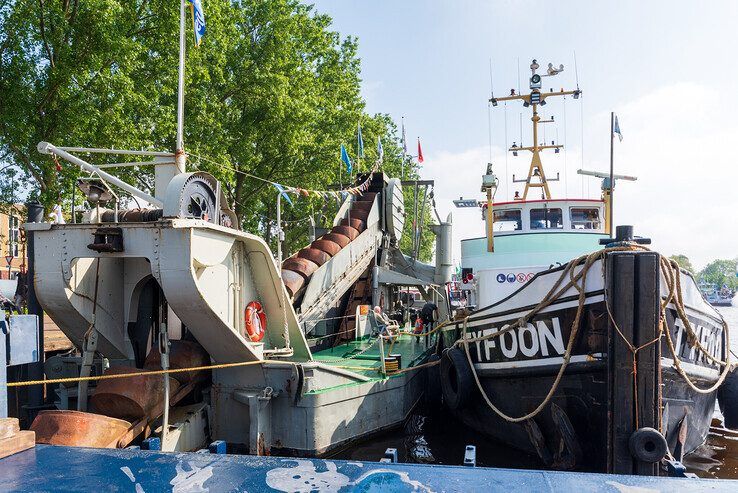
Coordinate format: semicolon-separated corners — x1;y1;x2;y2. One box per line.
490;59;581;200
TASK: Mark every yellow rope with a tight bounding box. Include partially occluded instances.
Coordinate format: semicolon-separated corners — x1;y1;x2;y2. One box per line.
6;359;292;388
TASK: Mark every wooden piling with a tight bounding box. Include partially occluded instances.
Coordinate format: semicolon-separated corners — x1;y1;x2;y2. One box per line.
606;251;661;475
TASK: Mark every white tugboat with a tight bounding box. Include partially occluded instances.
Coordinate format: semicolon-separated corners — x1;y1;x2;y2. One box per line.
437;59;736;475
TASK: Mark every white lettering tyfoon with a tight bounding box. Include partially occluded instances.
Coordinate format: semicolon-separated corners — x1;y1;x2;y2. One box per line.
519;323;540;357
483;327;499;360
500;330;518;358
470;318;565;361
537;319;565;356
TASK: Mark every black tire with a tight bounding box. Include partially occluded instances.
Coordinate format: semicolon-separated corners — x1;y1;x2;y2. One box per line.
718;368;738;429
628;427;668;463
440;347;474;411
425;353;442;409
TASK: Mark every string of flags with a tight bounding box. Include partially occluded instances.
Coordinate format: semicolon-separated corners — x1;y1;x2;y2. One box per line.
273;159;381;204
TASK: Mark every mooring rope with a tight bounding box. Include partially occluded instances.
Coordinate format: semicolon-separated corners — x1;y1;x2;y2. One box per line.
449;244;734;424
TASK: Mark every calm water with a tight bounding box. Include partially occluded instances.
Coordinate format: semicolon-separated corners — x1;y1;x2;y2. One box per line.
332;305;738;478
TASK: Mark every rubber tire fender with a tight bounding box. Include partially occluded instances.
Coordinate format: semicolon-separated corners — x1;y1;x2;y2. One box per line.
718;367;738;429
440;347;474;412
424;353;442;409
628;427;668;463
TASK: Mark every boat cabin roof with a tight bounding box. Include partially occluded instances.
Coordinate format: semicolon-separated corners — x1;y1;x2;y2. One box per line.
478;198;606;237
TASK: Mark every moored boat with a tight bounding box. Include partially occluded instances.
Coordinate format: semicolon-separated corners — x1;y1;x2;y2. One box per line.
436;59;734;475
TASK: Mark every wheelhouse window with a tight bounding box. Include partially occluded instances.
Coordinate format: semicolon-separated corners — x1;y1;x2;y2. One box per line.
570;208;601;230
492;209;522;231
530;208;563;230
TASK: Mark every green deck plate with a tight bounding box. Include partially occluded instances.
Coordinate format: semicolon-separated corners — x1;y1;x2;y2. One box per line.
308;333;435;390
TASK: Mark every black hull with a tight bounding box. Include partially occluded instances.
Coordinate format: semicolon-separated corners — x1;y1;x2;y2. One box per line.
449;363;717;472
441;252;727;474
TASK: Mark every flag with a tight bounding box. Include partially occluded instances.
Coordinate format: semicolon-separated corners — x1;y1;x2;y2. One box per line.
340;143;352;174
187;0;206;47
377;136;384;161
357;124;364;158
417;138;424;163
273;183;293;206
613;115;623;142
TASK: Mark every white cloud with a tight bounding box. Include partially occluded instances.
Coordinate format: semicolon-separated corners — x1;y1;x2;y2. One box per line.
419;82;738;270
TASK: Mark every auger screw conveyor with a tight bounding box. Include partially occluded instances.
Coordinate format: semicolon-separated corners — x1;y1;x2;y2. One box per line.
25;142;452;456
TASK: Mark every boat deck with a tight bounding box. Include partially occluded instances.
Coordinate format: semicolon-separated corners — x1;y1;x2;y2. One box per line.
312;330;434;379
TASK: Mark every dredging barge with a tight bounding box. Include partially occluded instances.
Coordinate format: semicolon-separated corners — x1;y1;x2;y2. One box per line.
437;59;738;475
18;140;452;456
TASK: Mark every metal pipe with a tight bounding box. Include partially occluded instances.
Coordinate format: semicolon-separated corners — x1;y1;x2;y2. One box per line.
160;321;170;448
96;160;175;169
276;192;283;267
37;142;164;207
25;201;45;411
56;147;173;157
177;0;186;154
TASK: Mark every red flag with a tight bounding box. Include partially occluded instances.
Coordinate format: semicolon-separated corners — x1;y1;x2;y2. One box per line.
417;138;424;163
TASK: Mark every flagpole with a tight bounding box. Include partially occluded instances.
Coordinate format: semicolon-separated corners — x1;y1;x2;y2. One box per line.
609;111;614;238
176;0;187;173
401;116;406;180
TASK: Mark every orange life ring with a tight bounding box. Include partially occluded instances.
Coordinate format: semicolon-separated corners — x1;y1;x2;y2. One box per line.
245;301;267;342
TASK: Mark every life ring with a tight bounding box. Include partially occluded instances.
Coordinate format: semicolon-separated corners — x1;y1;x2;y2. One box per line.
245;301;267;342
440;348;474;411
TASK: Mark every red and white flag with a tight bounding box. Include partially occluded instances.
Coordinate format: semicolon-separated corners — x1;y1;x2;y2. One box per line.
417;138;424;163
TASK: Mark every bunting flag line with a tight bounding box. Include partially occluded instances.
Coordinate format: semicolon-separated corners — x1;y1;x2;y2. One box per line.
187;0;206;47
341;143;352;174
190;152;380;200
357;124;364;158
417;137;424;163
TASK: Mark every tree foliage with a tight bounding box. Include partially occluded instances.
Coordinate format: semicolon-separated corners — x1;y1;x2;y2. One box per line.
0;0;435;260
669;254;694;274
698;258;738;291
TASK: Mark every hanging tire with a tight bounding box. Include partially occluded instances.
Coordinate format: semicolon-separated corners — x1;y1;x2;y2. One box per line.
440;348;474;411
718;368;738;429
628;427;668;463
424;353;442;409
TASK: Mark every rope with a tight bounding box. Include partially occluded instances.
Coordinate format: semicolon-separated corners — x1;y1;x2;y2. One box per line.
189;152;381;197
448;244;734;423
7;359;293;388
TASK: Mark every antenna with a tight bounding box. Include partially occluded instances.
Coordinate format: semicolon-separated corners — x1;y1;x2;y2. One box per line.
517;57;521;95
488;59;494;162
573;50;580;90
504;102;509;201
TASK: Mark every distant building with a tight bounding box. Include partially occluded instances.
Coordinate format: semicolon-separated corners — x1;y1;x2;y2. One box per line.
0;204;26;280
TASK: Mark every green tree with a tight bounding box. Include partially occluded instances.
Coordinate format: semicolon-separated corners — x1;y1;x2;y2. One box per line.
0;0;430;258
669;254;694;274
698;259;738;291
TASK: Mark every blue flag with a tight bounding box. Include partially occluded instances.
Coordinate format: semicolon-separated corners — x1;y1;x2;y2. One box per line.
613;115;623;142
377;136;384;161
273;183;293;206
357;124;364;158
340;144;352;174
187;0;206;47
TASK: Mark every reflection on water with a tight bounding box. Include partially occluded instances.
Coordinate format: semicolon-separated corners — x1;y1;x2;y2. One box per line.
333;305;738;478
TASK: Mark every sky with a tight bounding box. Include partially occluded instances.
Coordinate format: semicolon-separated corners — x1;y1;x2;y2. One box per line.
310;0;738;270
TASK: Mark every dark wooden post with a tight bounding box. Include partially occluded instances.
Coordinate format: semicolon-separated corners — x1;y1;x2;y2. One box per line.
606;251;661;475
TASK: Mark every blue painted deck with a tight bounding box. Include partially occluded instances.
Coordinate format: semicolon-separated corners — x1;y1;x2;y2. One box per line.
0;445;736;492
